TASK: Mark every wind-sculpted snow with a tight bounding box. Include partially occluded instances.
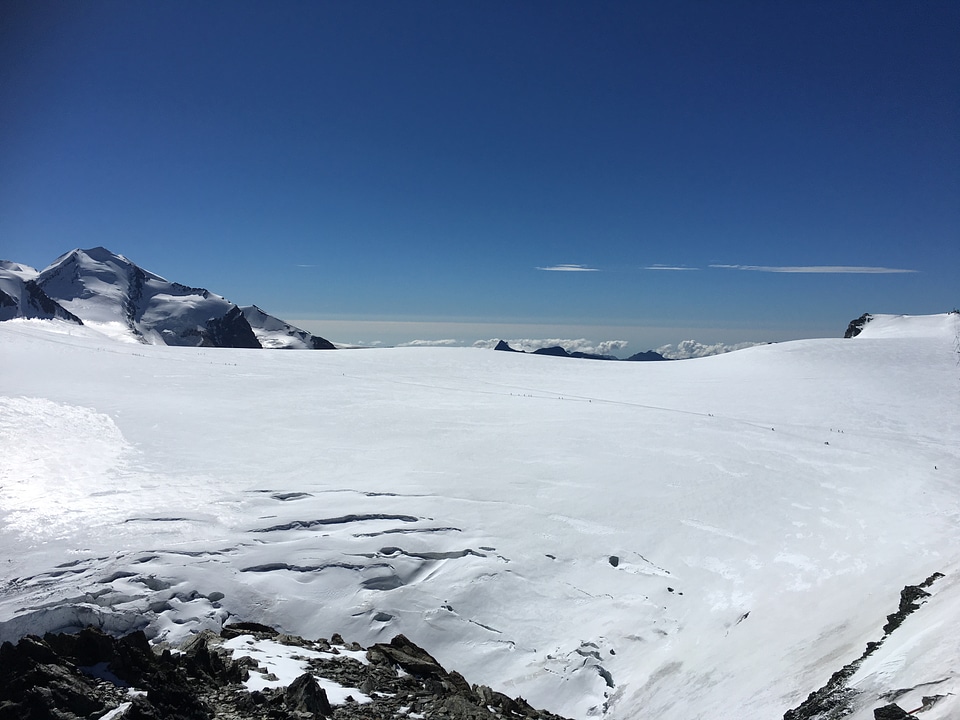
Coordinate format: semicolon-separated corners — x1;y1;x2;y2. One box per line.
0;315;958;719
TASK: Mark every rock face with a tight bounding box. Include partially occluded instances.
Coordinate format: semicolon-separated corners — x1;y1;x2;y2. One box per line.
783;572;944;720
844;313;873;338
873;704;918;720
0;262;83;323
0;626;573;720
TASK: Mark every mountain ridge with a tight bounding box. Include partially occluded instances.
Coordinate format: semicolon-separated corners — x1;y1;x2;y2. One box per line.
0;247;334;350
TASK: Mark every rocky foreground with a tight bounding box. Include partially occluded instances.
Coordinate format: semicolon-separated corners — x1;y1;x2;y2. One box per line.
0;624;572;720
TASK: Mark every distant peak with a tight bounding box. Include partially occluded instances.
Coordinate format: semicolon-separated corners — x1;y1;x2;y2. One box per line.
844;313;873;338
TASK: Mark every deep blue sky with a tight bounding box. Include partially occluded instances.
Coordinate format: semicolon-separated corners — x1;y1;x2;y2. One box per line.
1;1;957;350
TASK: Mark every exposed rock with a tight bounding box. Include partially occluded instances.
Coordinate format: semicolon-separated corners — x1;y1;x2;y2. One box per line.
1;625;572;720
221;621;280;639
844;313;873;338
873;704;917;720
882;573;943;634
493;339;519;352
203;305;262;348
285;672;332;717
783;573;944;720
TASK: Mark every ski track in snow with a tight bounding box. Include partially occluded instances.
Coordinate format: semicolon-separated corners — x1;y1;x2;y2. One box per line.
1;316;959;719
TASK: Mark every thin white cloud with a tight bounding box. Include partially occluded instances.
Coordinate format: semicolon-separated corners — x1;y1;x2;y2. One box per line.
397;339;460;347
474;338;629;356
710;264;917;274
295;264;317;268
655;340;765;359
644;264;699;271
536;264;600;272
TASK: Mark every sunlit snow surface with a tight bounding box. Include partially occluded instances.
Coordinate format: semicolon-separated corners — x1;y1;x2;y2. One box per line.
1;315;958;719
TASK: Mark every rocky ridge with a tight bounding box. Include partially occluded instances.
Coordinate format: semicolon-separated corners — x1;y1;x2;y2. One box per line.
782;572;947;720
0;624;572;720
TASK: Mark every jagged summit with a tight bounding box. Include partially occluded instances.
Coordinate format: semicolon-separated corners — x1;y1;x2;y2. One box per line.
0;247;335;350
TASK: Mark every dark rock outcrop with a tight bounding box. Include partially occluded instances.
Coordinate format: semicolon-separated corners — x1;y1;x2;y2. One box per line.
493;340;519;352
873;704;917;720
882;575;942;634
844;313;873;338
285;672;332;717
783;572;944;720
203;305;262;348
0;625;572;720
0;627;210;720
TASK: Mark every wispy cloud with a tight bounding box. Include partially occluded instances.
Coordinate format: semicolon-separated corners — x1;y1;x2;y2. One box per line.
396;339;460;347
295;263;317;268
644;264;699;271
655;340;765;359
536;264;599;272
710;264;917;274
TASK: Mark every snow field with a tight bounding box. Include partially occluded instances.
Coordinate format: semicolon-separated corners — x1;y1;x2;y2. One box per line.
0;315;958;719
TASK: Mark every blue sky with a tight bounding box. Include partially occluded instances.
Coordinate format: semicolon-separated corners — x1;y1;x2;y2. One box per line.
1;1;957;352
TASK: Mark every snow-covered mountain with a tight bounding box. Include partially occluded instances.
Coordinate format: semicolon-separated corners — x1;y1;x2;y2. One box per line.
0;260;83;323
0;313;958;720
241;304;336;349
0;247;334;350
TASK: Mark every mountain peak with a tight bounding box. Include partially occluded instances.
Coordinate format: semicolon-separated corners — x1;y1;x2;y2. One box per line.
3;248;335;350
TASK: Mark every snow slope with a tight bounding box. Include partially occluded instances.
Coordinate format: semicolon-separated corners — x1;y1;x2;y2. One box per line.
0;314;958;719
852;312;960;340
241;304;336;349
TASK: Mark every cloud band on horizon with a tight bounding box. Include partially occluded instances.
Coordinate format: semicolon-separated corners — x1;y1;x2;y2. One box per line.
711;264;917;274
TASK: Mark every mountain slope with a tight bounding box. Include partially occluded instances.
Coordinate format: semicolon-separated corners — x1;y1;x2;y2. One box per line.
34;247;261;347
241;305;336;349
0;262;83;323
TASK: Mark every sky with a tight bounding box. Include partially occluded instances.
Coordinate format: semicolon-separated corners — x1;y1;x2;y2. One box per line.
1;1;958;353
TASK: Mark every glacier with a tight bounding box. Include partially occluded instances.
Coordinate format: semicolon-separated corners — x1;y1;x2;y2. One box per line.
0;313;958;719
